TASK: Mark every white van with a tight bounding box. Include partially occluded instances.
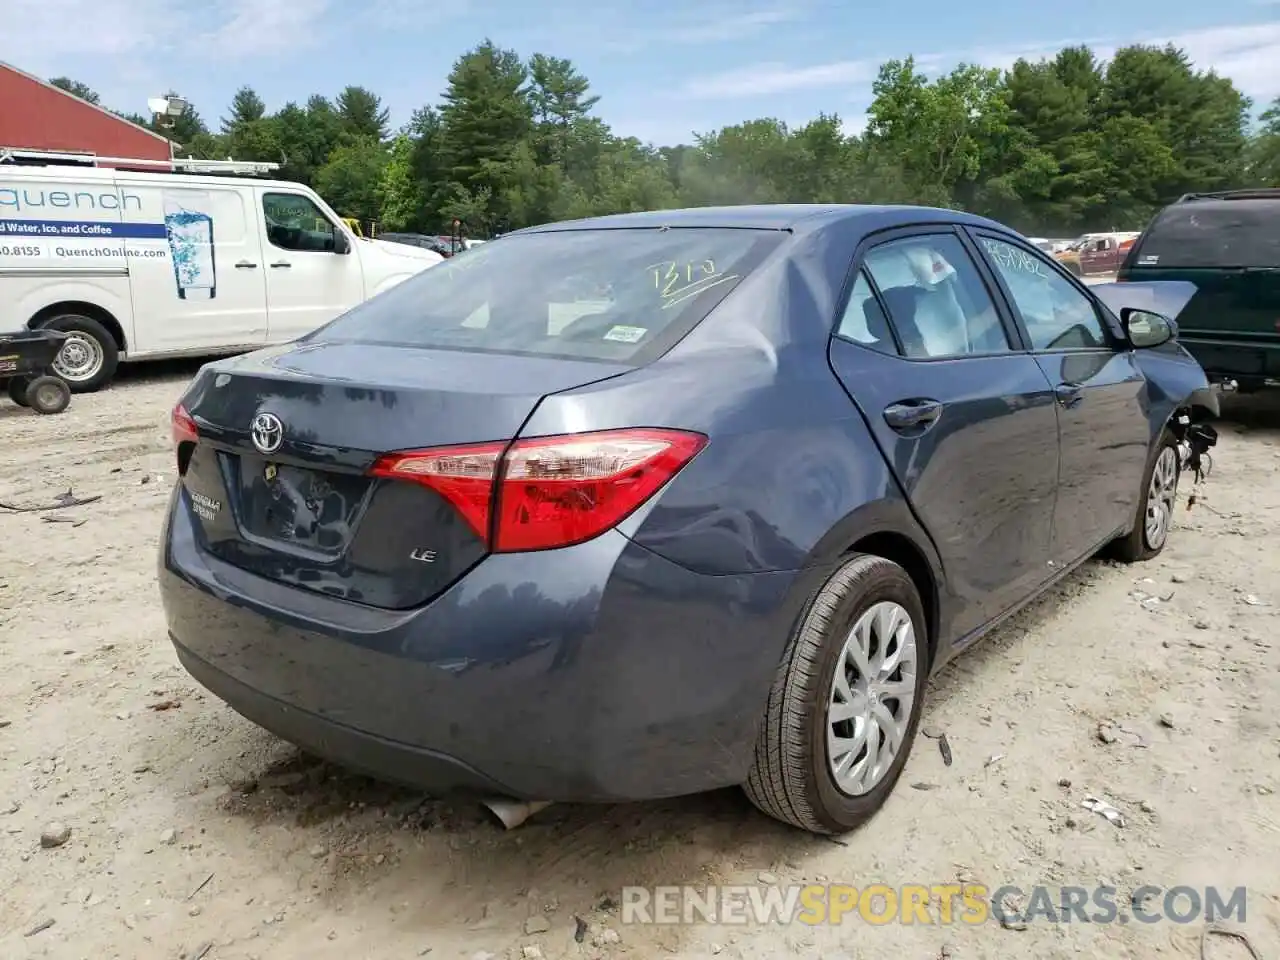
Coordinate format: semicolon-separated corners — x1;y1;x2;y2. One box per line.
0;151;443;391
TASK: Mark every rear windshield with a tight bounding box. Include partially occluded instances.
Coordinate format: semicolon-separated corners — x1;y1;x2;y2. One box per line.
317;226;784;363
1132;201;1280;269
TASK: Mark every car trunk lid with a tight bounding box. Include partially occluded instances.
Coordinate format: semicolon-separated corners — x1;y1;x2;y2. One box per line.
176;341;629;609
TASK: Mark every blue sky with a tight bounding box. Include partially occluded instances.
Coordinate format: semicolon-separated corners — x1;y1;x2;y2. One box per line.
5;0;1280;146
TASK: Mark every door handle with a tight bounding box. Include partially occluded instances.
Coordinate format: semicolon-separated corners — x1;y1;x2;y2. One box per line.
235;261;258;269
270;261;292;269
1055;383;1084;408
883;399;944;431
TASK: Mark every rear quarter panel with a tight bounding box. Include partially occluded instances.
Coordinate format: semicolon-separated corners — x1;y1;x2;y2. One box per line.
519;222;951;636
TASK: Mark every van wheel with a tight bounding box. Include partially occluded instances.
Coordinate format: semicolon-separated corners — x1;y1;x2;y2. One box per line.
1110;430;1181;562
42;314;119;393
743;554;928;834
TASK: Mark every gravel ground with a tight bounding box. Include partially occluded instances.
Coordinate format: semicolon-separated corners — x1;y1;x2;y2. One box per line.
1;361;1277;960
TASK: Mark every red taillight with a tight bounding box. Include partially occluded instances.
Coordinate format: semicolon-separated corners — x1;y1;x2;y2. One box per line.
369;428;707;552
172;403;198;446
370;441;503;542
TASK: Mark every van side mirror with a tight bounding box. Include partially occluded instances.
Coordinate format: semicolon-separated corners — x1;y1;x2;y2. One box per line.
332;228;351;255
1123;307;1175;349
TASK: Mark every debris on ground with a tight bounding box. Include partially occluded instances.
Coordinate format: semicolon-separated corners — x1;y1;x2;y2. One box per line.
40;822;71;848
0;487;101;513
1200;924;1262;959
524;915;550;934
1081;796;1126;827
24;918;55;937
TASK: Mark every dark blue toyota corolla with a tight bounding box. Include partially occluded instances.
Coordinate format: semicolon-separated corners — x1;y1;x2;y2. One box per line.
160;204;1219;834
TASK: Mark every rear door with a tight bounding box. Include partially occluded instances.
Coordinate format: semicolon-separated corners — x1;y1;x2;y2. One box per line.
827;226;1061;640
973;231;1150;564
257;189;365;343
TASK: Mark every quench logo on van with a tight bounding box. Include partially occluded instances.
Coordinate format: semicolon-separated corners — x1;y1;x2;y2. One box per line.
0;185;144;214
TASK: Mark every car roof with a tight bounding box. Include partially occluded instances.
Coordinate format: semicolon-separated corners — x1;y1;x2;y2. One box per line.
515;204;1014;237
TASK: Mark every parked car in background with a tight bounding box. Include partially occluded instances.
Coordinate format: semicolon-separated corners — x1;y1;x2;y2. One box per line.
1055;232;1138;277
1119;189;1280;392
381;232;457;258
161;203;1218;835
0;150;444;391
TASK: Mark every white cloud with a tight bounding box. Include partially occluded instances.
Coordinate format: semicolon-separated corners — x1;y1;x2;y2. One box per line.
682;19;1280;104
1;0;172;59
1156;21;1280;100
516;2;803;54
0;0;334;66
684;60;879;98
194;0;331;58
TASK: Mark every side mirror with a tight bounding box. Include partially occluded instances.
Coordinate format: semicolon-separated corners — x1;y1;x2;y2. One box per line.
1123;307;1175;348
332;228;351;255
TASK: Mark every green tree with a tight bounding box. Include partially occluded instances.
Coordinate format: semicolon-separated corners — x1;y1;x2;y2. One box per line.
221;87;267;133
378;134;422;230
1246;97;1280;185
48;76;99;104
315;136;389;223
1101;45;1250;201
865;59;1010;207
528;54;600;167
335;86;390;142
438;40;535;228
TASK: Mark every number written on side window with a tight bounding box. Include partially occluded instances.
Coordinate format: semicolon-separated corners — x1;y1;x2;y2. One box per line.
262;193;338;253
861;234;1011;359
980;237;1108;350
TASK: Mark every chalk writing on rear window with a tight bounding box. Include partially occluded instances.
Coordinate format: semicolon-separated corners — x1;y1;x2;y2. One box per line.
981;237;1052;279
647;259;740;308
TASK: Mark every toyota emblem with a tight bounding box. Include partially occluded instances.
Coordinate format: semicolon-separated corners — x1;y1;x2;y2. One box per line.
250;412;284;455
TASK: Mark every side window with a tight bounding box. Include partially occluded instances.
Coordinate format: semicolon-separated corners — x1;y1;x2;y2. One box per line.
262;192;338;253
979;236;1109;351
835;270;897;355
862;234;1011;359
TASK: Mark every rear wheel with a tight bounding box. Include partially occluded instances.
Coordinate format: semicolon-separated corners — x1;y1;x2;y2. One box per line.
25;375;71;415
7;377;31;407
744;554;928;834
1111;431;1181;562
42;314;119;393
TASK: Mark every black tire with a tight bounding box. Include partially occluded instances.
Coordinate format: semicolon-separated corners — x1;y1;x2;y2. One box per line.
1110;430;1181;563
744;554;929;834
7;377;31;407
25;375;72;415
39;313;119;393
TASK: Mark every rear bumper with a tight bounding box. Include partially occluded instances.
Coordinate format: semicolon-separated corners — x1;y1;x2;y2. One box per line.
1180;335;1280;384
159;485;809;803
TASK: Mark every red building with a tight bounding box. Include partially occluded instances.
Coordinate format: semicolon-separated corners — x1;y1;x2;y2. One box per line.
0;61;172;163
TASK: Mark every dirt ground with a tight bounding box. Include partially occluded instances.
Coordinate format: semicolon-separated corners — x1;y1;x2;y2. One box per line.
1;362;1278;960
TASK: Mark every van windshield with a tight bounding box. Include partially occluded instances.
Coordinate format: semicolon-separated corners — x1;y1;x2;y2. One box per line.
315;226;784;363
1133;201;1280;269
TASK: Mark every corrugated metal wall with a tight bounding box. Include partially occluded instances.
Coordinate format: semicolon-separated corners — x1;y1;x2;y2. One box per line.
0;64;172;162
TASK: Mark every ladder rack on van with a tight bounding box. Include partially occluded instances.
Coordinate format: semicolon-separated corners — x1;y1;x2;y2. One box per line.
0;147;280;176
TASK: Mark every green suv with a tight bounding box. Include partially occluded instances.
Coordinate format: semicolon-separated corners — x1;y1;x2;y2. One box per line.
1118;189;1280;392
